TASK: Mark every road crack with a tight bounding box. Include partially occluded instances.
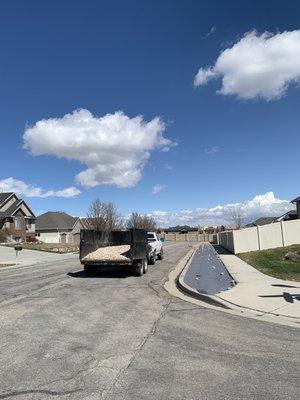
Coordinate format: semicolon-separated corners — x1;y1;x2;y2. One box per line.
0;389;82;399
100;298;171;398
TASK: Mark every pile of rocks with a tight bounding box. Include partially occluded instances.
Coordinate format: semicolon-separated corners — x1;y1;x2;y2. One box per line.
283;251;300;262
83;244;131;263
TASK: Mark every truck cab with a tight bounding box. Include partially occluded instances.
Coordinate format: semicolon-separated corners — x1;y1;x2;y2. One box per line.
147;232;164;265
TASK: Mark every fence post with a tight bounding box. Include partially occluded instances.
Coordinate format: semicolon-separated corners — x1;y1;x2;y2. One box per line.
257;226;261;250
280;221;285;247
231;231;234;253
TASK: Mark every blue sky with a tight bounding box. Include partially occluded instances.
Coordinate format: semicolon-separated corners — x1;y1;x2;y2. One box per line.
0;0;299;226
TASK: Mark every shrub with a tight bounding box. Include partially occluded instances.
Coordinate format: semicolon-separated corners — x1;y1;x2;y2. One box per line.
26;236;38;243
0;230;7;243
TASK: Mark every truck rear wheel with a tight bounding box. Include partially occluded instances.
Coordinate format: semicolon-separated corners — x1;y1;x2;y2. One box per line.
149;251;156;265
157;249;164;260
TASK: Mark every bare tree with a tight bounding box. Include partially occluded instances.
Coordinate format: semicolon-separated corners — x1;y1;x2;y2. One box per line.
228;206;244;229
104;202;124;232
87;198;123;232
126;212;157;231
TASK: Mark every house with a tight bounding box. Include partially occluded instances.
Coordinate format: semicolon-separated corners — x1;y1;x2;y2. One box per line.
277;209;298;222
246;217;279;227
291;196;300;219
164;225;199;234
35;212;85;245
80;218;94;229
0;192;36;242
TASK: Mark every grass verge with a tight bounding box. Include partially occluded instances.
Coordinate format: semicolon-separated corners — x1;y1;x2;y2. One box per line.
2;243;78;253
238;244;300;282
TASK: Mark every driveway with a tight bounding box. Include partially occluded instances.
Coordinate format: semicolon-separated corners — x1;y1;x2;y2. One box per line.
0;242;299;399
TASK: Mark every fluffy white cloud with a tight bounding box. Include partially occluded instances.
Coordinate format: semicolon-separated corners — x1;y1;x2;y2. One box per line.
23;109;174;188
150;192;294;227
152;184;166;195
194;30;300;100
0;177;81;198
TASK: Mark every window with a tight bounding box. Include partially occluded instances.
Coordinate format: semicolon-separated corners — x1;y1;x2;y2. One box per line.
26;219;33;231
14;217;22;230
147;233;156;242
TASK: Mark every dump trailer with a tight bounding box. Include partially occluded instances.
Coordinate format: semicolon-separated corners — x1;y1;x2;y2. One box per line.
80;229;149;276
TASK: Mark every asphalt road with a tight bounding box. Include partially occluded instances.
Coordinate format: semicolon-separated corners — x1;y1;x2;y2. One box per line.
0;242;299;400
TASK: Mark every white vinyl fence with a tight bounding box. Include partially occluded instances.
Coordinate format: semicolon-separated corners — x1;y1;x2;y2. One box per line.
218;219;300;254
158;233;217;243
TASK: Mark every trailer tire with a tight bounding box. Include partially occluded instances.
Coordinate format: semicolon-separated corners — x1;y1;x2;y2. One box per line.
134;261;143;276
143;258;148;274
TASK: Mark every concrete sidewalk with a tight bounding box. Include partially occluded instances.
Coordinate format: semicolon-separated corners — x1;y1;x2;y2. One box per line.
178;243;300;325
218;252;300;320
0;245;77;268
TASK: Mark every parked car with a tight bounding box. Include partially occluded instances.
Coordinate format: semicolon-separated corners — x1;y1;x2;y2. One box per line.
147;232;164;264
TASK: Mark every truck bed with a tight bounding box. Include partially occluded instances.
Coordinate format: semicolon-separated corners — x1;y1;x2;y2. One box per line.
82;244;131;264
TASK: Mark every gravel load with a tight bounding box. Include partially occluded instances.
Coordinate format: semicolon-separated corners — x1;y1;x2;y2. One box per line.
82;244;131;263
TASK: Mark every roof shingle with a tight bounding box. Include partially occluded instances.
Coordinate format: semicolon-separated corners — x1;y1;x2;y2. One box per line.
0;192;14;207
36;212;78;230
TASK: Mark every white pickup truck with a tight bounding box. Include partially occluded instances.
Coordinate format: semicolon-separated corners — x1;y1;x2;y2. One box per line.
147;232;164;264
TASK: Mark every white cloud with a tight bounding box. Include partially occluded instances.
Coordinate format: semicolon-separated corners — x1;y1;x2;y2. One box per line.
202;26;216;39
23;109;174;188
0;177;81;198
152;184;166;195
164;163;173;171
194;30;300;100
205;146;219;155
149;192;294;227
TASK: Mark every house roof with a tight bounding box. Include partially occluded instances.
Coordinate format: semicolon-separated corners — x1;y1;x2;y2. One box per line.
1;200;23;216
0;194;35;218
0;192;14;207
80;218;93;229
165;225;198;232
36;212;78;230
251;217;278;226
291;196;300;204
277;209;298;221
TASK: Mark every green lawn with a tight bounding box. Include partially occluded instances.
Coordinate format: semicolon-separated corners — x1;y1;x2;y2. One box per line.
238;244;300;282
